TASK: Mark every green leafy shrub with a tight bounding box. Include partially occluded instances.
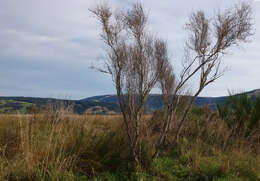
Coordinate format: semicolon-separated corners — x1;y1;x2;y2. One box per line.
217;93;260;139
151;156;192;180
196;157;223;180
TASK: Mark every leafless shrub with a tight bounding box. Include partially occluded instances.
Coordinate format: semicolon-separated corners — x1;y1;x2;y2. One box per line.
91;1;253;163
90;3;169;168
153;2;253;157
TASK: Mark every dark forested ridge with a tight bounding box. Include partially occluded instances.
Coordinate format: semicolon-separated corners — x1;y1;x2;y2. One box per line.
0;89;259;114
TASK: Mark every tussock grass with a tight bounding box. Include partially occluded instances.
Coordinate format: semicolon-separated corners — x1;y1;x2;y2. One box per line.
0;107;259;180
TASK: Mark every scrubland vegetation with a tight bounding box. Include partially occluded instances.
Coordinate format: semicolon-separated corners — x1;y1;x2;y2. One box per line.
0;1;258;180
89;0;256;174
0;95;259;180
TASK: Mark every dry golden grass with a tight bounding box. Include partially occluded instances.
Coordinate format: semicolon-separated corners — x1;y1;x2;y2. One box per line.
0;113;126;180
0;111;259;180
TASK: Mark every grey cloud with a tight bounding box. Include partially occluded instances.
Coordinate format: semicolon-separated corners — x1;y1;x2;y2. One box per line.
0;0;259;99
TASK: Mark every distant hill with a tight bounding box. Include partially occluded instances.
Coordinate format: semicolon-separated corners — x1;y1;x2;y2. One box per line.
82;94;228;111
0;89;259;114
81;94;164;111
0;96;119;114
246;89;260;98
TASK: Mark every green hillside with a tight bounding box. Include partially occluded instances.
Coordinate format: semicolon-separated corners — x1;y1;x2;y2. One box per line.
0;100;33;113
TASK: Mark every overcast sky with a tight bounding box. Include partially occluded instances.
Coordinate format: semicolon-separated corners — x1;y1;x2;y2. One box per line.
0;0;259;99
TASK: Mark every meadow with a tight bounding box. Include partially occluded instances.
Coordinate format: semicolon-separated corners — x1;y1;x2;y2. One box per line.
0;102;259;181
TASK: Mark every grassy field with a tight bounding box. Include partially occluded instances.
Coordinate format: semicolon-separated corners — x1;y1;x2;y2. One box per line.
0;108;259;180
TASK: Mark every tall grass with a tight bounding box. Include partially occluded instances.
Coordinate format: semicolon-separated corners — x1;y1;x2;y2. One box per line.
0;104;259;180
0;108;128;180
